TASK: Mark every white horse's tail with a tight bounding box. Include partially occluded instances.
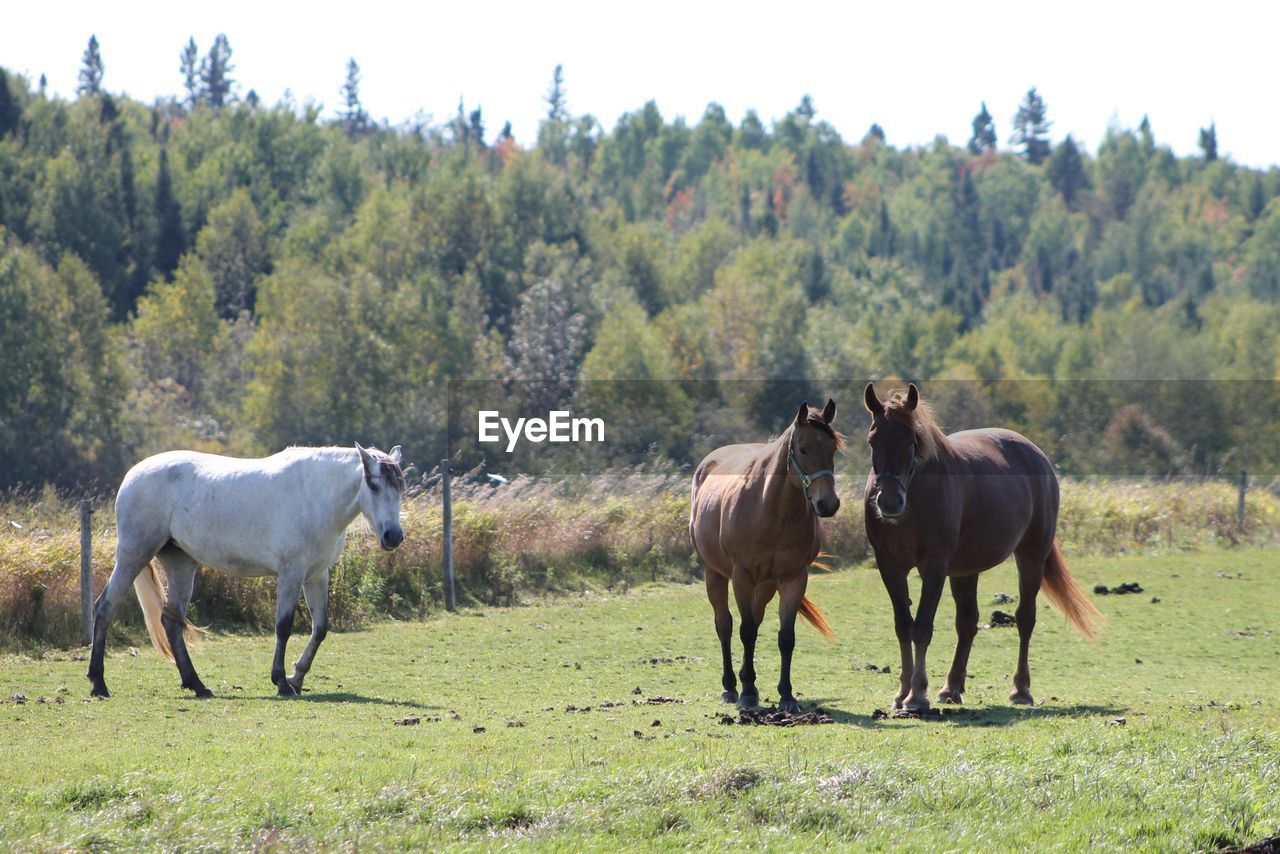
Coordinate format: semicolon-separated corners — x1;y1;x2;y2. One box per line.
133;563;200;661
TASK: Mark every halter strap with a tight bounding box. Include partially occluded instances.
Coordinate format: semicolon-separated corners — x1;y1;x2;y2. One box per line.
874;440;920;494
788;437;834;502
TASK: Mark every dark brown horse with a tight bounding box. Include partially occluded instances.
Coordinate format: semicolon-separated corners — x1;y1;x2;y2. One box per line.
690;400;841;713
862;383;1100;711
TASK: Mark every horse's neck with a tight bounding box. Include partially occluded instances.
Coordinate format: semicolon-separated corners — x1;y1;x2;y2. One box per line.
760;430;806;516
308;449;365;533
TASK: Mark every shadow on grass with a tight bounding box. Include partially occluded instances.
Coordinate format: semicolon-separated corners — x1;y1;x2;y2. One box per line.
803;698;1125;728
213;691;440;709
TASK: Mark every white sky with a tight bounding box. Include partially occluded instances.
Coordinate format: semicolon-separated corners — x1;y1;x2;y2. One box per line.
4;1;1277;168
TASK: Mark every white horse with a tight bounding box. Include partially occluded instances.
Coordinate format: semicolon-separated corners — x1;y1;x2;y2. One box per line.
88;443;405;699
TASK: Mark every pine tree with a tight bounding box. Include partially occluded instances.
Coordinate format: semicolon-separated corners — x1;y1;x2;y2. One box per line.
1047;135;1088;205
0;69;20;139
469;108;485;148
180;38;199;107
796;94;815;121
967;102;997;154
338;58;369;136
200;34;235;110
1198;123;1217;161
545;64;567;123
154;148;183;280
1011;88;1052;164
77;35;104;97
1247;174;1266;222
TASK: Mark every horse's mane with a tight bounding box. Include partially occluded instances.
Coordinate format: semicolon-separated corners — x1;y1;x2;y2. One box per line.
291;445;405;491
883;390;946;461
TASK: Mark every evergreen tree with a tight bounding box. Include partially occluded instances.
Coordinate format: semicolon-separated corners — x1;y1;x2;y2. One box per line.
865;123;886;143
200;34;235;110
153;148;183;280
0;69;20;138
77;35;104;97
1047;135;1088;205
967;101;997;154
469;108;485;148
1198;123;1218;161
1138;115;1155;155
1011;87;1052;164
796;94;816;121
1247;174;1266;222
545;64;567;123
180;37;199;106
338;58;369;136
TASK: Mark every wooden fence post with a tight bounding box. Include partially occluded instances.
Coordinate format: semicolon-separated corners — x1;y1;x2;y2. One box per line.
1237;469;1248;533
443;459;456;612
79;499;92;645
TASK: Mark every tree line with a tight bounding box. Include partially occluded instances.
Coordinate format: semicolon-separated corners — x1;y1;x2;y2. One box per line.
1;35;1278;490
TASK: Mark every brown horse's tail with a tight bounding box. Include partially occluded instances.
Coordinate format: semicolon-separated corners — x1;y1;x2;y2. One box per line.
133;562;201;662
799;596;836;642
1040;540;1103;642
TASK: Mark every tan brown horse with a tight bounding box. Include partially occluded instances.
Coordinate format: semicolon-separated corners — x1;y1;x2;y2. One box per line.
862;383;1101;712
690;400;841;713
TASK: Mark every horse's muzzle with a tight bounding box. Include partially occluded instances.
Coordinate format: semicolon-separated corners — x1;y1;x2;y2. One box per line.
875;490;906;520
381;527;404;550
813;496;840;518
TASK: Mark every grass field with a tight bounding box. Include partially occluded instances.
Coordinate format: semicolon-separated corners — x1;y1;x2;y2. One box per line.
1;549;1278;850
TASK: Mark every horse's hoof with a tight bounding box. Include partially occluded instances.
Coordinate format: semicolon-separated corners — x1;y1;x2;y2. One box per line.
194;687;213;699
1009;690;1035;706
903;696;931;713
720;690;739;704
737;693;760;710
89;685;110;699
937;689;963;704
779;698;802;715
277;682;300;698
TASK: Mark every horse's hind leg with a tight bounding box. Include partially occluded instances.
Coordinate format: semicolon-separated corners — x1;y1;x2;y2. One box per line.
939;574;979;704
1011;545;1049;705
153;546;212;699
88;539;161;698
285;569;331;695
731;568;761;709
705;570;737;703
271;569;305;697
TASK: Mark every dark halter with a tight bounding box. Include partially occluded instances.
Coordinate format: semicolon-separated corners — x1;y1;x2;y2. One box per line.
874;440;920;494
788;435;835;502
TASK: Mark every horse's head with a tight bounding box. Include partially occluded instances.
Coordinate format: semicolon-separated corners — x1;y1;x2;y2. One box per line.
788;398;842;518
863;383;924;521
356;443;406;550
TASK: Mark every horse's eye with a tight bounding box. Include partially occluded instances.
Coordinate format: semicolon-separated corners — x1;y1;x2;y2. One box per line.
799;447;808;456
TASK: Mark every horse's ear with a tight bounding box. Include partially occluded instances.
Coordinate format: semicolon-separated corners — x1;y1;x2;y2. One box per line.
355;442;373;472
822;398;836;424
863;383;883;417
389;445;403;464
794;401;809;428
906;383;919;411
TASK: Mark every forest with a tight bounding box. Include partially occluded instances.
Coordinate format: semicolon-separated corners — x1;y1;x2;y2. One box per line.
2;35;1280;491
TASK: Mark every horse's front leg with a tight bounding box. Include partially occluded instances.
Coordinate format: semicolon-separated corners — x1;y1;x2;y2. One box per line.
272;569;305;697
775;573;807;715
939;573;979;704
904;560;948;712
877;560;914;710
731;568;760;709
285;570;331;695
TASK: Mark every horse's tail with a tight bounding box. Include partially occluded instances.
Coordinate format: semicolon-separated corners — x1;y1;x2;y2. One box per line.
799;596;836;642
133;562;201;661
1040;539;1103;642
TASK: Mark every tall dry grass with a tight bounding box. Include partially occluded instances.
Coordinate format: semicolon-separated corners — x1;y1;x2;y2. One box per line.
2;474;1276;650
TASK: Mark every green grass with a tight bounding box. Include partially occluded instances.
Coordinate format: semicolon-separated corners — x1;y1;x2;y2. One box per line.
1;550;1278;850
